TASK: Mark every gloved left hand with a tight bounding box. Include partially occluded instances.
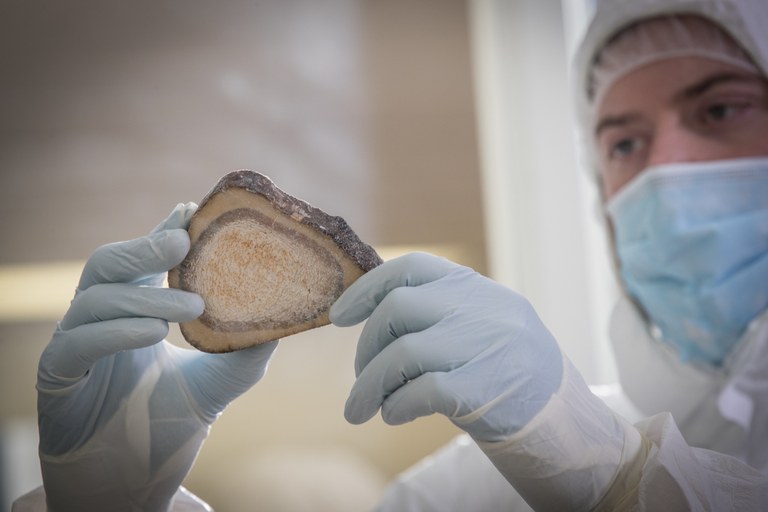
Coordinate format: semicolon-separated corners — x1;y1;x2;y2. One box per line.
37;203;278;512
329;252;564;443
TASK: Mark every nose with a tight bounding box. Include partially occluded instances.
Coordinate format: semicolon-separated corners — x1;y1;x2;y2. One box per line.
647;114;722;167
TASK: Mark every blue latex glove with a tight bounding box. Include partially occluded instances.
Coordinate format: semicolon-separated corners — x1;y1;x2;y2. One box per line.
332;253;652;510
37;203;278;512
330;252;563;442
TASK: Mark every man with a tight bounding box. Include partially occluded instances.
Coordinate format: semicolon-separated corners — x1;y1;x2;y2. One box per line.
13;0;768;510
374;1;768;509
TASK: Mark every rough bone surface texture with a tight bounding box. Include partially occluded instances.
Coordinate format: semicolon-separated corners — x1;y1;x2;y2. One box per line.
168;170;382;353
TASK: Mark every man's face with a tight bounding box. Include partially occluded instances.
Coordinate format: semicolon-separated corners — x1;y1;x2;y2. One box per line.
595;57;768;199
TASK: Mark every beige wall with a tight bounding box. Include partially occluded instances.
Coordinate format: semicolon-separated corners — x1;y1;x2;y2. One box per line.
0;1;486;509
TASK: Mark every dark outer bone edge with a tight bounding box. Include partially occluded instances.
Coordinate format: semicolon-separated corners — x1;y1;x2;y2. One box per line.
198;170;383;272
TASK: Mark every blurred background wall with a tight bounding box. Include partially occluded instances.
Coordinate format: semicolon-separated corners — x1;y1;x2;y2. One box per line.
0;0;613;510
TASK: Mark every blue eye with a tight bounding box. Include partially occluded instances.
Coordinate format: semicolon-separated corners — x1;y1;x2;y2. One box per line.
609;137;643;159
707;104;735;121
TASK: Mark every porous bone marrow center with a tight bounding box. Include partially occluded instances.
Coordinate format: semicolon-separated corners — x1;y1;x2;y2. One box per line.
189;216;342;327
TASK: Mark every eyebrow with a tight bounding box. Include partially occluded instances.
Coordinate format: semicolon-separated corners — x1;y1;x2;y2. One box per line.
594;72;763;137
594;113;642;138
677;71;761;100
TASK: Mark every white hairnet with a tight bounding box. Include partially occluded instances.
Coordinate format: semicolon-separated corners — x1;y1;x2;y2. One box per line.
574;0;768;174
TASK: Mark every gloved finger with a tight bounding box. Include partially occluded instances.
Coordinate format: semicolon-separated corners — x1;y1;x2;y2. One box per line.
60;283;204;330
181;341;279;421
330;252;458;327
40;317;170;381
78;228;190;290
380;371;462;426
138;202;196;287
149;202;198;234
345;326;462;424
353;284;448;376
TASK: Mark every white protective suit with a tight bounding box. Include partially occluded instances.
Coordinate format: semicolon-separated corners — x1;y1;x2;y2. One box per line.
376;301;768;511
375;0;768;510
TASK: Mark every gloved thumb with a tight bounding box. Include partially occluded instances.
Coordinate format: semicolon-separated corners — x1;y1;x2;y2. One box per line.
150;202;198;234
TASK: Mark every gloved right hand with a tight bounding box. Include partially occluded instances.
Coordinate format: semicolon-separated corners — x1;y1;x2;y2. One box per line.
331;253;643;510
37;203;278;512
330;252;564;442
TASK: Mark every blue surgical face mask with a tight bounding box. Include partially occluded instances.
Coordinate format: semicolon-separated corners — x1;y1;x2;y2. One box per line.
606;157;768;366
